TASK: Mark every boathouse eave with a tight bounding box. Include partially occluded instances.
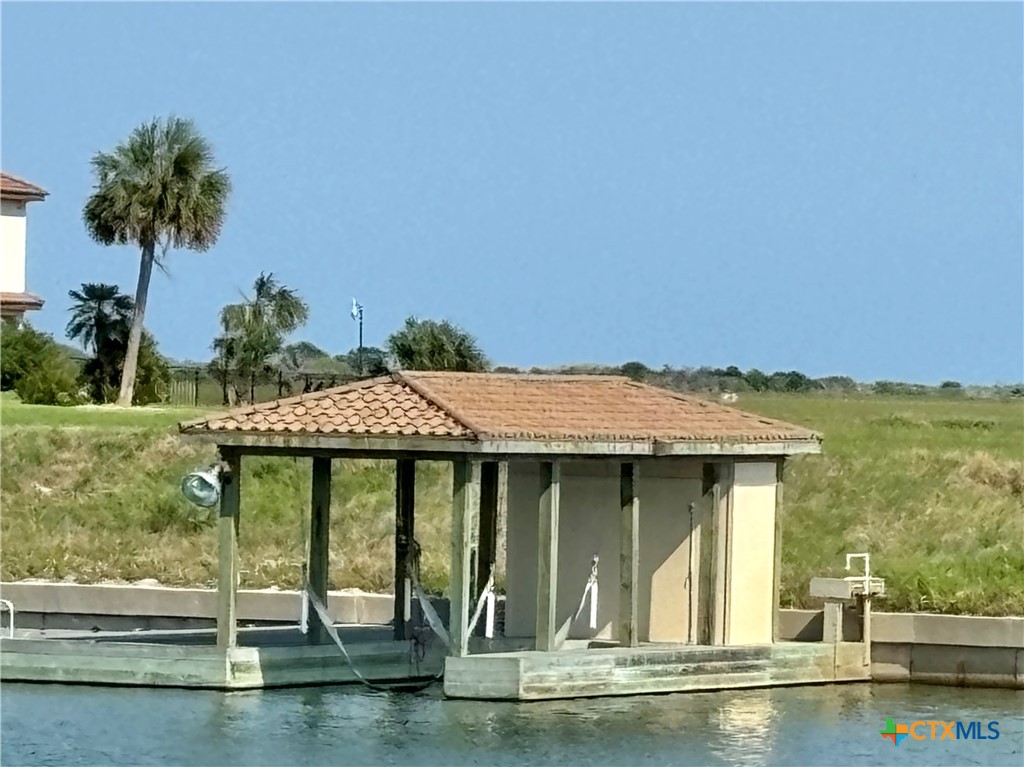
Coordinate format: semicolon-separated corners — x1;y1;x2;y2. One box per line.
178;430;820;458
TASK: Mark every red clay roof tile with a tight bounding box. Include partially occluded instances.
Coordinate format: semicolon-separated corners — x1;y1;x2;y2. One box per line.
179;372;820;447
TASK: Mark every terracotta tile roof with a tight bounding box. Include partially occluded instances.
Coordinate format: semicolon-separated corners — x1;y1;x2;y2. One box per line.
0;291;45;314
181;372;820;448
404;372;817;443
0;172;47;201
182;377;472;438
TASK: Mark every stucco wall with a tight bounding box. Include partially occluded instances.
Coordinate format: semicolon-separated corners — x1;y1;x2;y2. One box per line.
0;199;27;294
504;459;702;643
725;461;777;645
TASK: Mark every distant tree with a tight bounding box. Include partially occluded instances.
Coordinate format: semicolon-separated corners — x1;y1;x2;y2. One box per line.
83;116;230;406
335;346;389;377
492;365;522;374
387;317;488;372
744;368;770;392
768;370;818;393
66;283;168;404
280;341;329;372
215;273;309;403
619;361;650;381
66;283;133;355
939;380;962;389
816;375;857;392
723;365;743;378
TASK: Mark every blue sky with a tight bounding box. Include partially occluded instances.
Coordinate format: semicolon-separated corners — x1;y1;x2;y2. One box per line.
2;2;1021;384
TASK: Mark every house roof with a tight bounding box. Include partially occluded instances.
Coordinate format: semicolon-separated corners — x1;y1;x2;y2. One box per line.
180;372;822;457
0;172;47;202
0;291;45;315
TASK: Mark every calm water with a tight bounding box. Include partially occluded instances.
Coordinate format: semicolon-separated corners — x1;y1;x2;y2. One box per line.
1;682;1021;766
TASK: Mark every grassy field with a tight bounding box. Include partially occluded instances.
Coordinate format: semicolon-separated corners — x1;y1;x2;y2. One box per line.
1;391;1021;615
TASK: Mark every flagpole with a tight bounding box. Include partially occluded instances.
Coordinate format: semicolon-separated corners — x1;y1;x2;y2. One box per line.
351;298;364;377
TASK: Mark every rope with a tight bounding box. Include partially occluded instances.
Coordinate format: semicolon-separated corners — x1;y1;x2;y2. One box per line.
304;584;441;693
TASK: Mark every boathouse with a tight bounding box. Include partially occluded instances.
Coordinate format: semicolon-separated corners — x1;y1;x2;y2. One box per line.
0;372;870;698
177;371;862;698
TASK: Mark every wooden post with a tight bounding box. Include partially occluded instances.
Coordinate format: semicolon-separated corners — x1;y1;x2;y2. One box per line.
619;461;640;647
495;461;508;586
394;458;416;641
536;461;561;652
772;459;784;643
477;462;499;598
450;459;480;657
217;449;241;650
307;457;331;644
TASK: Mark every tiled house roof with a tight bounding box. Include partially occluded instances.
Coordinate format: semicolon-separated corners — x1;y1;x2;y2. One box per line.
0;172;48;201
180;372;821;454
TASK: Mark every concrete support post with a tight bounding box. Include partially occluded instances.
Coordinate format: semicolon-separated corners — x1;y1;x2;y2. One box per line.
394;459;416;641
450;459;481;657
823;600;844;644
711;461;735;645
536;461;561;652
217;450;241;650
619;461;640;648
772;459;784;643
307;456;331;644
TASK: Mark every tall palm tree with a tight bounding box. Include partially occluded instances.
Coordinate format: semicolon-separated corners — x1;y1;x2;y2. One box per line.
83;116;231;406
66;283;133;354
217;272;309;402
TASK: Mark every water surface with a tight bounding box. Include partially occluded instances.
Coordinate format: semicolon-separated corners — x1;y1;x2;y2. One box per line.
2;682;1021;766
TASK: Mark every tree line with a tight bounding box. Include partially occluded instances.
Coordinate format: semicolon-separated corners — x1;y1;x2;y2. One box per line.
1;114;1019;406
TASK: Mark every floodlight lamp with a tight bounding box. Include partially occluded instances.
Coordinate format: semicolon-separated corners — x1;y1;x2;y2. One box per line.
181;465;224;508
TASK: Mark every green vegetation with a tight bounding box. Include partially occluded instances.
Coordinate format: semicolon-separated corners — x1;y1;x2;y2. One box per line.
1;392;1021;615
0;322;84;406
83;115;231;406
67;283;170;405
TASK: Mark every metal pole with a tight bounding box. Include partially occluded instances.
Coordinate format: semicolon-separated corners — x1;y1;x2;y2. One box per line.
358;306;364;377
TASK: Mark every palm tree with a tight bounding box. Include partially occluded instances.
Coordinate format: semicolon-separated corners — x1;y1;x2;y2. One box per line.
217;272;309;402
83;116;230;406
66;283;133;354
387;317;488;372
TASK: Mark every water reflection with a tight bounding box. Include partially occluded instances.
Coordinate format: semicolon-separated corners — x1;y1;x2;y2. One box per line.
709;691;779;765
1;682;1020;767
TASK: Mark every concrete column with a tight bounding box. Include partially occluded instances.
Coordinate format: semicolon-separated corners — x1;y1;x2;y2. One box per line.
450;459;481;657
217;450;241;650
394;458;415;640
619;461;639;647
536;460;561;652
307;457;331;644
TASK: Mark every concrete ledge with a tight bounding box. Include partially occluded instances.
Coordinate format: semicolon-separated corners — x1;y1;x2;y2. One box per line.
780;607;1023;690
0;581;448;632
779;608;1023;649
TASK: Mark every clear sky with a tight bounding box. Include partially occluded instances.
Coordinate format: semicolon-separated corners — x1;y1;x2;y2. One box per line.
2;2;1021;384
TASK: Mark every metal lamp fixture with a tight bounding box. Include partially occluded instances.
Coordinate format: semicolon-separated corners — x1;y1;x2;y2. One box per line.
180;464;226;508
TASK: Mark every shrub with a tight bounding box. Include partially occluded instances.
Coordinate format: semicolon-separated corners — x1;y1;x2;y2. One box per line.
15;350;84;406
1;321;84;405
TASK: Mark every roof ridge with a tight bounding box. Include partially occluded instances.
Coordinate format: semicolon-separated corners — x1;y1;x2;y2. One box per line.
397;371;490;437
177;375;392;431
408;371;631;383
623;380;821;437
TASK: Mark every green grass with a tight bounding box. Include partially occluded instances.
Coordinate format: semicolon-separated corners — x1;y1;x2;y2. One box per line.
0;391;209;428
1;392;1021;614
743;394;1023;615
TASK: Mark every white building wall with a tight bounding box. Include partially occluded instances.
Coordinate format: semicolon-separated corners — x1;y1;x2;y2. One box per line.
0;199;28;294
504;458;703;643
725;461;778;645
